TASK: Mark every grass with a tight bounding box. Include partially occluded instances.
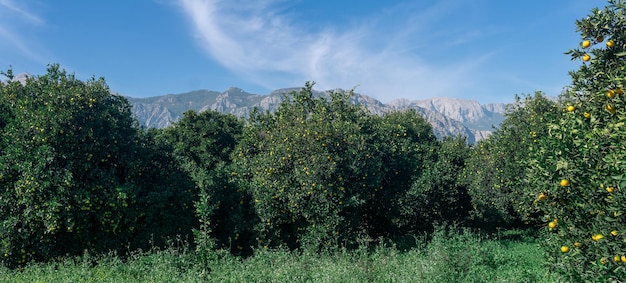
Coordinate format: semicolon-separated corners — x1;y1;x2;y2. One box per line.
0;227;557;283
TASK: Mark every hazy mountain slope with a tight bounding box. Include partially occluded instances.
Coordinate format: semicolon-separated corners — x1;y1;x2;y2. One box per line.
387;97;505;131
126;89;221;128
127;88;507;142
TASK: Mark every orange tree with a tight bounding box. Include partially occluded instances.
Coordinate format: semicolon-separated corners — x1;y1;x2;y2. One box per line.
402;135;472;232
366;109;439;237
0;65;196;267
525;1;626;280
157;110;257;256
231;83;437;250
464;93;559;230
232;83;380;250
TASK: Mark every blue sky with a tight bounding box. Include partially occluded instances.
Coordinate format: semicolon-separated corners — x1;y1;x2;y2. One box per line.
0;0;607;103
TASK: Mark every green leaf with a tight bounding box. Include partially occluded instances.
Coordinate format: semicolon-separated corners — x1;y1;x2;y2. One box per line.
556;160;569;171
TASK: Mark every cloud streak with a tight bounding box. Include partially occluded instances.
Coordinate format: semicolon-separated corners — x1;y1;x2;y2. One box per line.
0;0;46;64
178;0;490;102
0;0;43;25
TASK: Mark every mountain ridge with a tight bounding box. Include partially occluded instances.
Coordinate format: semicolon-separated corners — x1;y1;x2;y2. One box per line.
127;87;507;143
3;72;506;142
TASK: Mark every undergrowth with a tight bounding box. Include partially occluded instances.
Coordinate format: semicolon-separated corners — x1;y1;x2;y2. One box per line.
0;227;556;283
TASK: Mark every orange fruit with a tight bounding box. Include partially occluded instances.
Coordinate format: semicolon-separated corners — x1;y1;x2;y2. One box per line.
583;54;591;61
574;242;582;248
561;246;570;253
538;193;547;201
567;105;576;112
606;104;616;114
607;187;615;193
560;179;570;187
582;40;592;48
583;112;591;119
614;256;621;263
548;221;557;229
621;255;626;263
611;230;619;237
592;234;604;241
607;89;617;99
607;40;615;48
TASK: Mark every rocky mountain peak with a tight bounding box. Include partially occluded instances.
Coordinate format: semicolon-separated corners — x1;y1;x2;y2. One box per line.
389;97;501;124
128;88;508;143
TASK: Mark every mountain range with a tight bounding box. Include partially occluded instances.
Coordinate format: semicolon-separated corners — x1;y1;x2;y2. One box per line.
127;87;507;143
6;73;507;142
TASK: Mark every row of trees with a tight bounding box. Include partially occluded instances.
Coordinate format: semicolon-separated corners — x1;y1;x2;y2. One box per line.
0;66;584;270
166;82;475;255
1;66;518;267
1;3;624;281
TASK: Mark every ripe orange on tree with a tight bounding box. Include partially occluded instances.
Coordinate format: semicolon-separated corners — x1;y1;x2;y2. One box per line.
606;104;616;114
607;89;617;99
607;40;615;47
549;221;557;229
538;193;547;201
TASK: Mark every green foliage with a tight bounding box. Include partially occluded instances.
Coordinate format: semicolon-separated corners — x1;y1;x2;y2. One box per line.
232;83;438;250
126;129;197;251
525;1;626;280
233;83;380;250
160;110;243;177
0;228;553;283
364;109;439;237
157;110;254;255
401;136;471;232
465;92;559;229
0;65;196;267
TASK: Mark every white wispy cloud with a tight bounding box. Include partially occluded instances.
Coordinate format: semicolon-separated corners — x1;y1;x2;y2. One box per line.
178;0;490;101
0;0;42;25
0;0;46;64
